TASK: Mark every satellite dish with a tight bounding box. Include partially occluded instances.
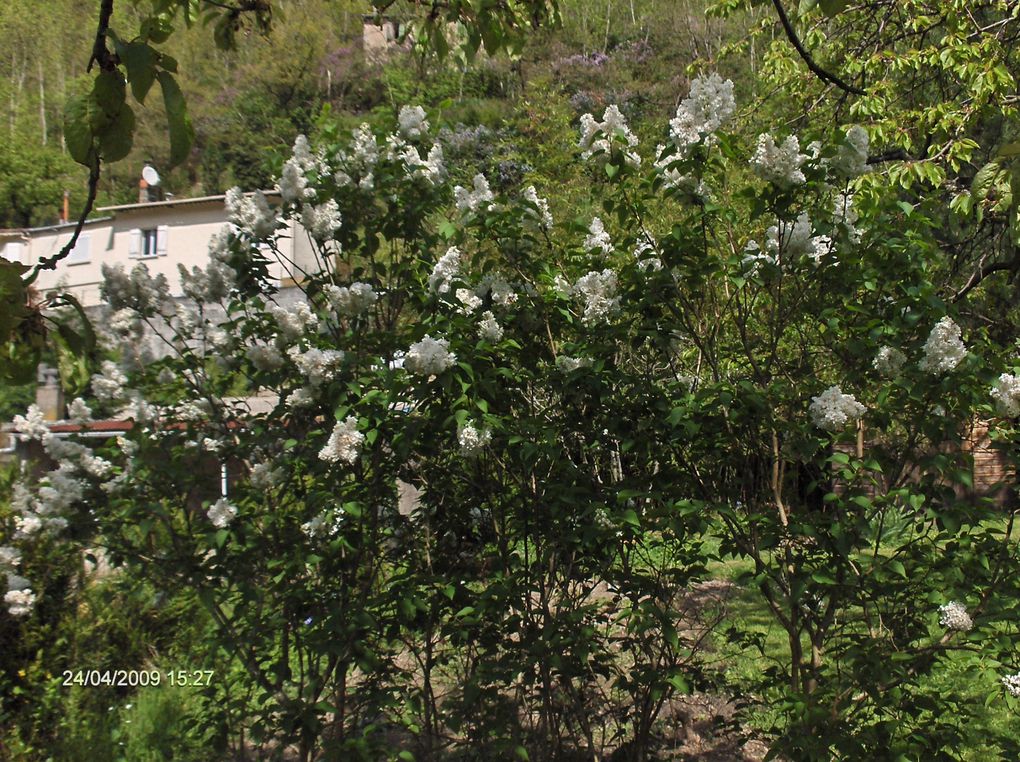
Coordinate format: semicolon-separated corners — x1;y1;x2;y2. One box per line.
142;165;161;186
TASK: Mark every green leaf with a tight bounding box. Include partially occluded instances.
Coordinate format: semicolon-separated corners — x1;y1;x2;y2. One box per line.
97;102;136;163
157;71;194;167
818;0;849;14
119;42;158;103
64;93;97;167
972;161;1001;201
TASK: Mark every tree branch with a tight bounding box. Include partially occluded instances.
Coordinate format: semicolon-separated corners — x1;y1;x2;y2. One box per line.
29;162;101;280
952;257;1017;303
771;0;866;96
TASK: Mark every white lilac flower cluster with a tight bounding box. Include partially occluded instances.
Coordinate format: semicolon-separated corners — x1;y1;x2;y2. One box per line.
570;269;620;326
764;212;832;266
1003;673;1020;698
398;105;429;140
207;498;237;529
523;185;553;229
225;187;277;239
478;311;503;342
91;361;129;402
583;217;614;255
458;423;492;457
405;335;457;376
288;346;345;386
476;274;518;307
301;199;342;244
654;145;710;195
873;346;907;377
393;139;446;185
751;134;808;189
324;282;378;317
179;255;236;303
633;236;662;271
919;317;967;374
278;135;325;204
5;587;35;618
318;416;363;464
429;247;463;295
268;301;318;343
246;344;285;371
302;512;343;540
668;72;735;157
831;126;870;179
834;191;862;243
1;548;33;617
938;601;973;632
578;104;641;167
454;174;495;215
334;123;380;191
101;263;173;315
809;386;867;431
556;355;592;372
990;372;1020;417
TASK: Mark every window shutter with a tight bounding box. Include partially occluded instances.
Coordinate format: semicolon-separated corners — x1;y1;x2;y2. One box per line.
156;225;169;256
129;228;141;257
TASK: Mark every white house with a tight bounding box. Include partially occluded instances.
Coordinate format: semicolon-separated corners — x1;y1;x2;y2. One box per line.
0;191;318;308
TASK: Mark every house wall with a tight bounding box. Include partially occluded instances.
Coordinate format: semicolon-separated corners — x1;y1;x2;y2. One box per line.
0;195;321;309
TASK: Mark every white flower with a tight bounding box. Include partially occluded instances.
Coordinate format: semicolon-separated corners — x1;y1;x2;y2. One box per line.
476;274;517;308
405;335;457;376
991;372;1020;417
556;355;591;372
429;247;463;294
288;346;345;386
207;498;237;529
809;385;866;431
458;423;491;456
246;344;285;371
523;186;553;229
834;191;861;243
250;461;283;490
324;282;378;317
4;588;35;618
751;134;807;188
13;405;49;441
1003;672;1020;698
456;288;483;313
398;142;446;184
765;212;813;258
92;361;128;402
578;105;640;167
583;217;614;255
0;547;21;572
278;158;309;204
873;346;907;377
831;126;869;178
454;174;495;215
286;386;317;409
101;263;172;314
301;199;342;243
398;105;429;140
478;310;504;342
268;301;318;343
318;416;363;464
668;72;735;156
938;601;973;632
919;317;967;374
225;188;277;239
571;269;619;326
633;236;662;271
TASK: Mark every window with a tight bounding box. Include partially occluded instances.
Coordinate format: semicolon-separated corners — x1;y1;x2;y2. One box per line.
66;234;91;265
129;226;168;258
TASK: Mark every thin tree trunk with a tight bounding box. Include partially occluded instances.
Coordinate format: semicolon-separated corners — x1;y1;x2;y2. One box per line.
38;59;46;145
